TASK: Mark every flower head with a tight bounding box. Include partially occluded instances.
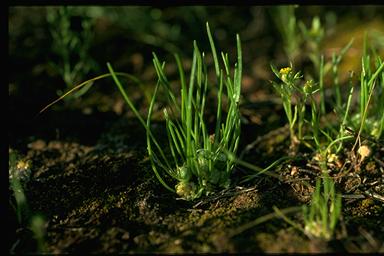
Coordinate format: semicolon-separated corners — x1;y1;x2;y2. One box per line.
279;67;292;83
303;80;314;94
279;67;292;75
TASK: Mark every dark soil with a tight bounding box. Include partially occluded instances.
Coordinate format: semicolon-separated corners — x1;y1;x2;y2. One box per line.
9;101;384;254
8;6;384;254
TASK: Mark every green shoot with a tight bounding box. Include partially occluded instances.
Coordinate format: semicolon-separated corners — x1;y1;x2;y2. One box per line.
269;34;383;172
357;55;384;141
47;6;99;99
319;55;326;115
108;23;242;200
270;64;320;151
39;23;242;201
9;150;47;253
270;5;300;62
107;64;174;193
331;39;354;111
9;150;30;225
302;174;342;241
298;16;325;73
274;174;342;241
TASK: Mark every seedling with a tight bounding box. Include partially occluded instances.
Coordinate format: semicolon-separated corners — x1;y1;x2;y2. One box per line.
9;150;31;225
270;5;300;62
108;23;242;200
302;174;342;240
274;174;342;241
47;6;99;99
353;34;384;144
298;16;324;73
9;150;47;253
40;22;241;200
270;64;321;151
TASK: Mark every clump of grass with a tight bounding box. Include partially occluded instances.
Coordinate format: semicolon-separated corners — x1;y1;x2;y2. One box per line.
274;174;342;241
108;23;242;200
302;174;342;241
40;22;242;200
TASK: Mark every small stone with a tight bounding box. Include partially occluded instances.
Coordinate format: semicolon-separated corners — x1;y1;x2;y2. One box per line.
290;166;298;176
357;145;371;162
121;232;130;240
28;139;46;150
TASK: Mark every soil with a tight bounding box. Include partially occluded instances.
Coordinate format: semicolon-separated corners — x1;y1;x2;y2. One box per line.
8;6;384;254
8;98;384;254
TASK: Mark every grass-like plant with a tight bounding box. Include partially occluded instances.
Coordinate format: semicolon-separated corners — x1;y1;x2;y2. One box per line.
269;35;383;167
302;174;342;241
298;16;324;73
47;6;99;99
331;39;354;111
39;23;242;200
270;5;300;63
107;23;242;200
9;150;47;253
274;174;342;241
352;34;384;143
270;64;320;151
242;23;382;244
9;150;31;226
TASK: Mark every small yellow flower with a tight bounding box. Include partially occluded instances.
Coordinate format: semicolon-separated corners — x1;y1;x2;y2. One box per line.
279;67;292;75
279;67;292;83
16;160;30;170
327;153;338;163
313;153;323;162
303;80;314;94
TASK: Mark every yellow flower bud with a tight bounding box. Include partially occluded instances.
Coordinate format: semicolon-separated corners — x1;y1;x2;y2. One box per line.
303;80;314;94
279;67;292;75
279;67;292;83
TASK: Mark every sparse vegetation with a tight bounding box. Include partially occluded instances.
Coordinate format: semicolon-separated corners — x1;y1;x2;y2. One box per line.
107;23;242;200
9;5;384;254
